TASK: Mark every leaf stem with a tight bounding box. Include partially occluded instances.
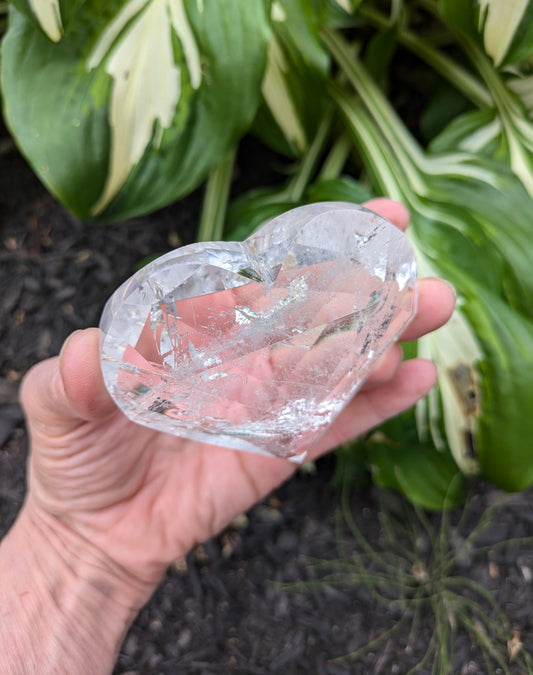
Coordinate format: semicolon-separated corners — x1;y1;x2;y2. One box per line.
329;83;407;201
318;130;352;180
359;4;491;108
322;28;428;196
283;105;334;202
197;149;236;242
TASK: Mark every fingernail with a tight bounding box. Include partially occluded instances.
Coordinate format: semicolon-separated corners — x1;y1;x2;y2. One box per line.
59;329;84;362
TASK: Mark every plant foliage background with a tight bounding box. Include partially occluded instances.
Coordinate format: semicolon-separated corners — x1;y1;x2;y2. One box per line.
2;0;533;508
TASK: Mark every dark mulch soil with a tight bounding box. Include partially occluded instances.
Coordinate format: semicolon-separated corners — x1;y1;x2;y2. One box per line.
1;145;532;674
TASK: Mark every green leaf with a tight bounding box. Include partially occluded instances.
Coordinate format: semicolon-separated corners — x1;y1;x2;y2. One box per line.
330;442;371;491
320;0;363;29
1;1;271;221
438;0;533;67
324;31;533;495
226;174;373;243
428;109;501;156
331;414;465;509
465;288;533;491
411;176;533;490
252;0;330;157
2;7;111;216
437;0;476;34
363;22;397;83
419;79;472;143
304;175;374;203
425;171;533;318
436;34;533;195
366;410;465;510
226;185;297;242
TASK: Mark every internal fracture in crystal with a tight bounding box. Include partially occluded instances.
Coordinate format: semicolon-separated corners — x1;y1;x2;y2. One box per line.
99;202;417;461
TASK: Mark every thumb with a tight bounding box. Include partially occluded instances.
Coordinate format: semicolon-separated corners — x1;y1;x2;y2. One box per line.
20;328;117;434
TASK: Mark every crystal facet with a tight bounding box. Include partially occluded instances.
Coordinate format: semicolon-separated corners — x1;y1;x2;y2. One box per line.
99;202;417;461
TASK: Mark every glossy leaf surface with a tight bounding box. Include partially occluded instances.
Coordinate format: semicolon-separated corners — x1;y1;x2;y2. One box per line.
438;0;533;66
2;1;270;221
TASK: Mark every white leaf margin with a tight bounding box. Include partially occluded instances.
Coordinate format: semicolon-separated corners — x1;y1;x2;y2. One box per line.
28;0;63;41
332;0;355;13
260;1;308;154
87;0;202;215
508;75;533;117
477;0;530;66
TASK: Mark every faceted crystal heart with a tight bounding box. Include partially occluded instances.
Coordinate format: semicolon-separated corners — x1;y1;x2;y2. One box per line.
99;202;417;461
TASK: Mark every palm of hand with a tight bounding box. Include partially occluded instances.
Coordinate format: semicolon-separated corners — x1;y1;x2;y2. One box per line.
22;336;410;582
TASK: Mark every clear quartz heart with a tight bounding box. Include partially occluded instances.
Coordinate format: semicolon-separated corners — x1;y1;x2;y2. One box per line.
99;202;417;461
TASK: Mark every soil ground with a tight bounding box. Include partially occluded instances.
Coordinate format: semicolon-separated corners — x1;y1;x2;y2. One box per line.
1;145;532;674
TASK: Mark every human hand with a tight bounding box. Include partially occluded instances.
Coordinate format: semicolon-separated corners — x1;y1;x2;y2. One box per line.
0;198;454;673
19;198;455;591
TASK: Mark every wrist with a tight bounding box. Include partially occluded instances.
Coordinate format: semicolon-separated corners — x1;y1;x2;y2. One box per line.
0;501;157;674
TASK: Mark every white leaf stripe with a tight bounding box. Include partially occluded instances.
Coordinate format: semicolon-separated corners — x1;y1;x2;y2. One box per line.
28;0;63;42
87;0;202;215
457;117;501;153
261;36;307;152
477;0;530;66
508;76;533;116
333;0;353;13
271;1;286;22
87;0;149;69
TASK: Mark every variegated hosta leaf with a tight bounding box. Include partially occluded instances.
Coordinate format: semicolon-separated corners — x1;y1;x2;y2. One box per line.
261;34;308;154
428;89;533;198
420;234;533;491
411;239;482;477
446;32;533;196
1;1;271;221
407;182;533;492
86;0;203;214
429;109;502;155
253;0;329;157
428;172;533;318
438;0;533;67
326;37;533;494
